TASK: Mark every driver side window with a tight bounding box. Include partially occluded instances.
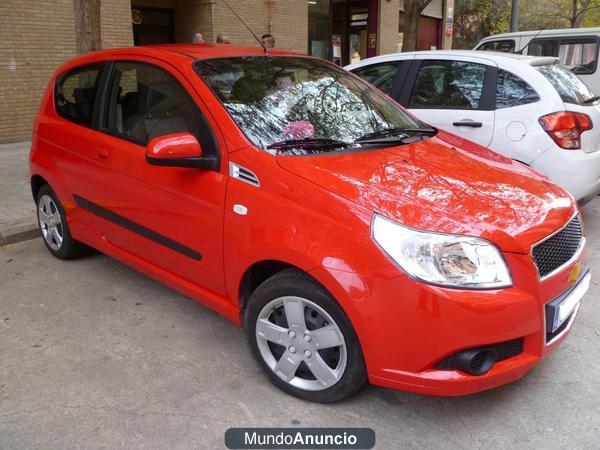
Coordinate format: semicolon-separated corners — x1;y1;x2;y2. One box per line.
408;60;487;110
104;62;214;151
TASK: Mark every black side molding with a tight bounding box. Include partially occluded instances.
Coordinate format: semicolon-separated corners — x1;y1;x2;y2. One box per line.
73;194;202;261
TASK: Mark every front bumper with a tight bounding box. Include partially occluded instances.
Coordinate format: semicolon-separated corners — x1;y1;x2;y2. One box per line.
311;245;589;397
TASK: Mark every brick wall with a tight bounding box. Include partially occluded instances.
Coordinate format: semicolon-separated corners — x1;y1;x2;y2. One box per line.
175;0;214;43
1;0;415;144
0;0;133;144
212;0;307;53
104;0;135;49
377;0;400;56
0;0;77;144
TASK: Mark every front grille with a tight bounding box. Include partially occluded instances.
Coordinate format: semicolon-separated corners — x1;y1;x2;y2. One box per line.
532;215;583;278
434;338;523;371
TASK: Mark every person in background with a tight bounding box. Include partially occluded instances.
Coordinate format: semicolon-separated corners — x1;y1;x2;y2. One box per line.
261;33;275;49
216;34;231;44
191;32;204;44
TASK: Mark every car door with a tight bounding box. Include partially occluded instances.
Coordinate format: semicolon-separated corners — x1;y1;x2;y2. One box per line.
400;56;496;147
49;63;107;225
78;58;227;296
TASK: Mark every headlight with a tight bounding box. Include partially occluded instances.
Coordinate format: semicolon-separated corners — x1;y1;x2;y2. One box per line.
372;214;512;289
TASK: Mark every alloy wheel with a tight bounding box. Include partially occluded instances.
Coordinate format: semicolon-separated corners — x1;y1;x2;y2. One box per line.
38;194;64;251
255;296;347;391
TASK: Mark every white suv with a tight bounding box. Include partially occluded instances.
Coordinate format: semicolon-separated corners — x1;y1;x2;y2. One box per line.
475;28;600;94
346;50;600;204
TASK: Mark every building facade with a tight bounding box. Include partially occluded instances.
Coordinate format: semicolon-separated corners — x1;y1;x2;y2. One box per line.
0;0;453;144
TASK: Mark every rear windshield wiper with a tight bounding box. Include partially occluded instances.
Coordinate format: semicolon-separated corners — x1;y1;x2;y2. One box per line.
267;137;352;150
583;95;600;104
356;126;437;143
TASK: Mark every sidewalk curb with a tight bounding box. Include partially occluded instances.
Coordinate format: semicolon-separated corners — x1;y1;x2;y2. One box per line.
0;220;39;247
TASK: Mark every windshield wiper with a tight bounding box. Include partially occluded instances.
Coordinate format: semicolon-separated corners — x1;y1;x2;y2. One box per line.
356;126;437;143
267;137;352;150
583;95;600;104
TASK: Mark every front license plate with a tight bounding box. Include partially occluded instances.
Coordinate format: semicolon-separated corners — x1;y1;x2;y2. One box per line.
546;270;591;334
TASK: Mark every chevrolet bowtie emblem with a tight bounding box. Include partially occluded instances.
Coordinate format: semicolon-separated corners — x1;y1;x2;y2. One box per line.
568;262;582;284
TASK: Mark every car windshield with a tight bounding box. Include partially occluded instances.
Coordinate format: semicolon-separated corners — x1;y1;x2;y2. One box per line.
194;56;426;153
536;64;596;105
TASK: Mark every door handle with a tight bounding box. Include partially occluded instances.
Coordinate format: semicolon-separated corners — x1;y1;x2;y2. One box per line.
453;120;483;128
96;149;109;158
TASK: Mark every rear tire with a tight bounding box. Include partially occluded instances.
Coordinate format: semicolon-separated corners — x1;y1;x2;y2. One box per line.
244;268;367;403
36;185;87;259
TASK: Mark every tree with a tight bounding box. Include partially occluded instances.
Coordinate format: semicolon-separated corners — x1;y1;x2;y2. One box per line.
73;0;102;54
582;1;600;25
519;0;600;30
565;0;600;27
453;0;510;49
452;0;600;50
402;0;434;52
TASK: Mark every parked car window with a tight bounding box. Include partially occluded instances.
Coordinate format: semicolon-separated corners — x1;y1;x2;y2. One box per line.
194;56;423;153
477;40;515;53
54;65;102;126
351;62;399;94
536;64;596;105
408;60;487;110
104;62;214;149
496;69;539;108
529;37;598;75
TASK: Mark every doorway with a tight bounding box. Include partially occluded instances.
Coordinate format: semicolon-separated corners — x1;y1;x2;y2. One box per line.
132;7;175;46
310;0;378;66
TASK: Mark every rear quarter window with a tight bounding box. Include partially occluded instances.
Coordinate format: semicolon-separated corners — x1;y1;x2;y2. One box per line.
477;40;516;53
496;69;539;108
54;65;102;126
536;64;596;105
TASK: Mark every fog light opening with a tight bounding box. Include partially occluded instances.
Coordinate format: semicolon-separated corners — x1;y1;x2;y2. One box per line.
455;348;497;376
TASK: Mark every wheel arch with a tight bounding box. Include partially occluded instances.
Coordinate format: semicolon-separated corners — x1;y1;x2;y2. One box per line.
238;260;299;312
31;174;50;200
237;259;351;313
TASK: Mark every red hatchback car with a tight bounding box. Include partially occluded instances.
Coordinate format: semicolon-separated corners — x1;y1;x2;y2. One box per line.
31;44;590;402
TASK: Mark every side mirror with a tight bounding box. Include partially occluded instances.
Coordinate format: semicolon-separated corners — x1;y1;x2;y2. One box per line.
146;132;218;170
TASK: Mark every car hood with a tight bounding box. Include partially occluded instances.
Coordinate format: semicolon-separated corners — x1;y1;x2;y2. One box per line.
276;131;576;254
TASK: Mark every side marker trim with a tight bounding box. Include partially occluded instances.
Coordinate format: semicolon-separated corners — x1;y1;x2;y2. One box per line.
73;194;202;261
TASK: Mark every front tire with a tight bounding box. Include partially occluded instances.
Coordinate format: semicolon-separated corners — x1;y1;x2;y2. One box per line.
36;185;86;259
244;268;366;402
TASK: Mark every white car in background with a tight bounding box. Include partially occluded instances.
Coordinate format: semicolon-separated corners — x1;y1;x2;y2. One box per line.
346;51;600;204
475;28;600;94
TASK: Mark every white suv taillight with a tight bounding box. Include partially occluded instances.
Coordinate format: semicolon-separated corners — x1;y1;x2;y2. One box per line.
539;111;592;150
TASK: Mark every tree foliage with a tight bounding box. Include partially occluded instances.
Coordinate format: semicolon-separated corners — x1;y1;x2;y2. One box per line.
453;0;511;49
453;0;600;49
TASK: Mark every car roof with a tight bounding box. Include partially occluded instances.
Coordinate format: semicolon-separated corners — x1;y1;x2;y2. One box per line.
480;27;600;40
58;44;303;72
139;43;300;59
345;50;557;69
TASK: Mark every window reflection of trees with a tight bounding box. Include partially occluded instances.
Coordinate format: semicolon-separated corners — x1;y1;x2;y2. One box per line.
195;57;415;151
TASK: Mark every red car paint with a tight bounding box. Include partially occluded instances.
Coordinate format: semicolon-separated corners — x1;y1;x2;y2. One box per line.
31;44;586;396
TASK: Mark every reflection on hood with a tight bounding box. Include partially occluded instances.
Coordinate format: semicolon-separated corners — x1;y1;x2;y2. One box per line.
277;131;575;254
